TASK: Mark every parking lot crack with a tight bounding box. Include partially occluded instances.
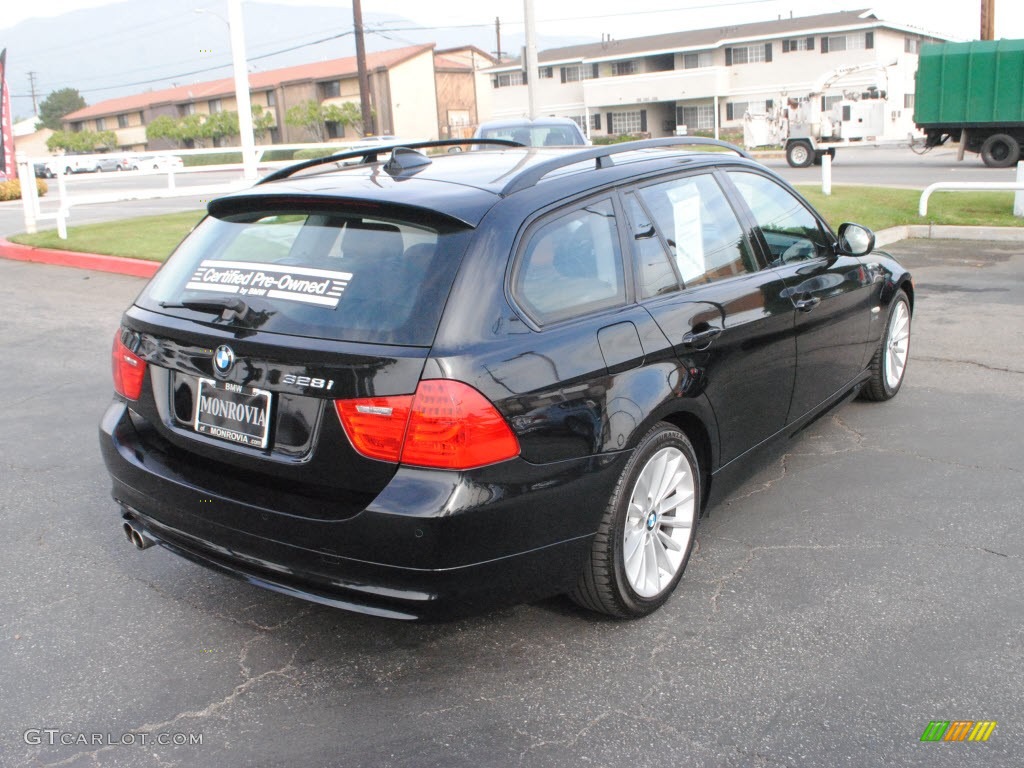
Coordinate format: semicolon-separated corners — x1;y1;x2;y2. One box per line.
37;652;301;768
914;355;1024;375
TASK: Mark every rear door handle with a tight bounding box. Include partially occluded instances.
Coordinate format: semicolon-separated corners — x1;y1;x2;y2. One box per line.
794;296;821;312
681;327;723;348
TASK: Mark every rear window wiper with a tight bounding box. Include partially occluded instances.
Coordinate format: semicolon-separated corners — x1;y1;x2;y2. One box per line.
159;297;251;323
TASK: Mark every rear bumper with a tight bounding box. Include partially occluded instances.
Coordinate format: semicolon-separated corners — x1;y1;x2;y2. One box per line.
100;401;624;620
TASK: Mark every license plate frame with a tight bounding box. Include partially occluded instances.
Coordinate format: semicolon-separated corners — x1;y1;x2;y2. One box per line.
194;379;272;449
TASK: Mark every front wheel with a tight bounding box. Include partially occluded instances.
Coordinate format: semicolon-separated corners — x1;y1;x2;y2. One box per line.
860;290;911;401
571;424;700;618
786;140;814;168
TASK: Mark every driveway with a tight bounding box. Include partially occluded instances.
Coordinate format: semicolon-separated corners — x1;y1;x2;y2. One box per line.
1;239;1021;767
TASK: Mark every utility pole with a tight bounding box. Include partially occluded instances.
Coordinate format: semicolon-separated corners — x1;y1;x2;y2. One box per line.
980;0;995;40
523;0;539;119
494;17;504;62
27;71;38;114
352;0;375;136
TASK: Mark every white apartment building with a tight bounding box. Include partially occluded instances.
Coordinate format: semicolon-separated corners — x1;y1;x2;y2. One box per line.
480;9;947;141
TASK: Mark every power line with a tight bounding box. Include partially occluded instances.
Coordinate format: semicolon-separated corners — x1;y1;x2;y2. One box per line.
11;0;784;99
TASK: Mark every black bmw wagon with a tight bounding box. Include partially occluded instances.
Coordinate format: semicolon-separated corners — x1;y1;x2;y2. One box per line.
100;138;912;620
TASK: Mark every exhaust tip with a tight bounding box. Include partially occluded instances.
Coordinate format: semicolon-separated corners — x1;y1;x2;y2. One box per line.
122;519;156;550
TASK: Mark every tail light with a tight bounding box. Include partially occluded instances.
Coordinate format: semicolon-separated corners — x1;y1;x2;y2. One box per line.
335;380;519;470
111;330;146;400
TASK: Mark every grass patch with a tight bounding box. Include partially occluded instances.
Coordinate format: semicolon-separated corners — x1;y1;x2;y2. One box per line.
10;210;204;261
7;185;1021;263
796;185;1023;231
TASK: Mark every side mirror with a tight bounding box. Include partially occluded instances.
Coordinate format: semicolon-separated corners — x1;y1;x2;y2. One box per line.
836;222;875;257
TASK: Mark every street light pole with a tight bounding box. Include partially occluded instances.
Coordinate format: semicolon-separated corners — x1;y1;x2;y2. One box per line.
227;0;257;180
523;0;539;119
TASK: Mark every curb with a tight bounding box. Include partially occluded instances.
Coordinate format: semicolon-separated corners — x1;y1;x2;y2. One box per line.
874;224;1024;248
0;238;160;278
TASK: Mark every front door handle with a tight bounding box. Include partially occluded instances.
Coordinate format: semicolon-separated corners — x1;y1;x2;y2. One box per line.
794;296;821;312
681;327;723;348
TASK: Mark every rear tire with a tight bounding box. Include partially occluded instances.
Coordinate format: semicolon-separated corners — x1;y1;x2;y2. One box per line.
980;133;1020;168
860;290;911;401
571;423;700;618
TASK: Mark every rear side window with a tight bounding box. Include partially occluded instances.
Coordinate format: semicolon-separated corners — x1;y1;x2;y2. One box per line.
138;209;470;345
512;198;626;324
637;173;757;287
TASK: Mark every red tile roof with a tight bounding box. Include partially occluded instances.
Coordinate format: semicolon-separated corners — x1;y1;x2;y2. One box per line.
65;44;435;121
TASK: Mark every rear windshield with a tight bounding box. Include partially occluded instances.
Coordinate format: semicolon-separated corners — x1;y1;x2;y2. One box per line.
479;125;584;147
137;208;472;345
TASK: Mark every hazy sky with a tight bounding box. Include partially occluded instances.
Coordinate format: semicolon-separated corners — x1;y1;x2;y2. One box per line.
1;0;1022;42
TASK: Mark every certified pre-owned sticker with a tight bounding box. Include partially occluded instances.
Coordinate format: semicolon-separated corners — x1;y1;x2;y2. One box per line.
185;260;353;308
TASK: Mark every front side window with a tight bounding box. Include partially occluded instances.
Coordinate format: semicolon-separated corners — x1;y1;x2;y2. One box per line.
513;199;625;324
728;171;832;264
638;173;757;287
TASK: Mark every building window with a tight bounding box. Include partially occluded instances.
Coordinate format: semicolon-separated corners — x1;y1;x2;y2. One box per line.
905;37;920;54
493;71;524;88
117;114;129;129
265;90;277;107
676;105;715;131
730;44;766;65
208;98;223;114
726;101;772;120
904;94;915;109
611;110;642;134
178;103;195;116
95;118;106;131
823;32;872;53
591;113;601;131
568;115;586;131
561;65;581;83
683;52;713;69
320;80;341;99
782;37;814;52
610;60;638;76
538;66;553;78
325;121;344;139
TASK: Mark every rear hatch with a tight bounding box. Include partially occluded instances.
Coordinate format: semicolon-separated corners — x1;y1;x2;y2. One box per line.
123;197;475;516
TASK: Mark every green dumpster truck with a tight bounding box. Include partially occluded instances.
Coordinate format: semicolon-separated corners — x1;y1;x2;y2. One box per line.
916;39;1024;167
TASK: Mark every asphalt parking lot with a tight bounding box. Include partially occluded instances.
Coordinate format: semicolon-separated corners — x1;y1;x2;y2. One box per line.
1;238;1022;768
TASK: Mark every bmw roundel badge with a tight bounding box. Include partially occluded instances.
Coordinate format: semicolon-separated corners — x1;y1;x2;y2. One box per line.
213;345;235;375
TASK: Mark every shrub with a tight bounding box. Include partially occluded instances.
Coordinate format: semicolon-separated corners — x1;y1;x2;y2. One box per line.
0;179;48;201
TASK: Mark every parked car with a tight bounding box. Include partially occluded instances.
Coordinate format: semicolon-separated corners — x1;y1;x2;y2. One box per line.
95;154;129;172
473;117;589;148
130;154;184;171
33;162;55;179
101;138;912;620
45;155;100;175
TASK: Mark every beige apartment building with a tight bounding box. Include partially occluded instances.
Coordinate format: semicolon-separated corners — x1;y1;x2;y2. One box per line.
480;9;947;140
61;44;494;151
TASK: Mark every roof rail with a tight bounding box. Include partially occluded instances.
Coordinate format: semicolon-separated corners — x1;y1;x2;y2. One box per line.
499;137;751;196
258;138;522;185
